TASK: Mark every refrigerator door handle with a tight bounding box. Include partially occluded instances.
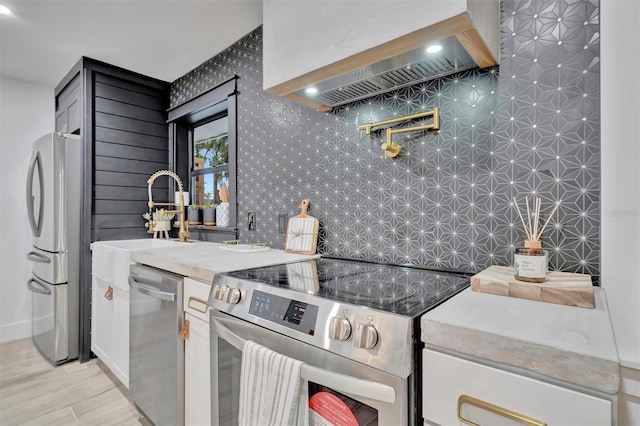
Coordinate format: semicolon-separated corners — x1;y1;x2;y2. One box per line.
26;151;44;237
26;251;52;264
129;276;176;301
27;277;52;296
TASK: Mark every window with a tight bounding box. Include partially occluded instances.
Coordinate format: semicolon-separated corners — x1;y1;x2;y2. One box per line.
168;77;237;237
192;114;229;206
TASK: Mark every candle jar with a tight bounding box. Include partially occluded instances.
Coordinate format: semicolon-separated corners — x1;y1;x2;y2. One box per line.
514;246;548;283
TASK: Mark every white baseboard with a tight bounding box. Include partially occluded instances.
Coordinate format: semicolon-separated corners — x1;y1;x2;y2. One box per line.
0;319;31;344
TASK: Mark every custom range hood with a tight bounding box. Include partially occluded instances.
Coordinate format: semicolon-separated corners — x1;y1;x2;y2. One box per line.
263;0;499;111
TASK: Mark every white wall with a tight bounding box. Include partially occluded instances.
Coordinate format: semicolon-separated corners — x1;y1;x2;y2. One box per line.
0;76;53;343
601;0;640;369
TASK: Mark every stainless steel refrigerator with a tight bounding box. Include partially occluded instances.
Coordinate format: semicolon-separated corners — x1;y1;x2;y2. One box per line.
26;132;81;365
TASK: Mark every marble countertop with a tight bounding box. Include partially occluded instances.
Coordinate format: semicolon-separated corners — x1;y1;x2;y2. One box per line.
421;287;620;395
130;241;320;283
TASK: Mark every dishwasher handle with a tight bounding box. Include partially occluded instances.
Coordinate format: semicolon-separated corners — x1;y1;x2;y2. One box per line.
128;276;176;301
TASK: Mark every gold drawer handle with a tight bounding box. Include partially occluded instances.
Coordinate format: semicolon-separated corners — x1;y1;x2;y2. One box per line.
187;296;208;314
179;319;190;340
104;286;113;301
458;395;547;426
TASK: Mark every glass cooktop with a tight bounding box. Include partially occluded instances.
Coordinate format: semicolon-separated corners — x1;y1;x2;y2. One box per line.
225;257;471;317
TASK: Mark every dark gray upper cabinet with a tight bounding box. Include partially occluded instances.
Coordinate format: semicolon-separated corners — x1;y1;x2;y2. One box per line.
55;74;81;133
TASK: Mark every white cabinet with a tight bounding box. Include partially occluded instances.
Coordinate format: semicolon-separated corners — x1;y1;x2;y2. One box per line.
91;241;132;388
91;276;129;387
91;277;113;365
422;349;612;426
93;240;177;388
91;239;182;387
91;240;133;388
183;277;211;426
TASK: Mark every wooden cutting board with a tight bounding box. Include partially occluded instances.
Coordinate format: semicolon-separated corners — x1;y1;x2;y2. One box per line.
471;265;595;309
285;199;319;255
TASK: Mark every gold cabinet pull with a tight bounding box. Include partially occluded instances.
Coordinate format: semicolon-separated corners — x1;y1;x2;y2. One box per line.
179;319;190;340
458;395;546;426
187;296;209;314
104;286;113;301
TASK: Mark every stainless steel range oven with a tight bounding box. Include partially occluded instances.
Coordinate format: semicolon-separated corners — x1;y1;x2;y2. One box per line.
208;257;469;426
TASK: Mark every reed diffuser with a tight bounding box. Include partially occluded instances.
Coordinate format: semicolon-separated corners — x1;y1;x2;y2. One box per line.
512;197;561;282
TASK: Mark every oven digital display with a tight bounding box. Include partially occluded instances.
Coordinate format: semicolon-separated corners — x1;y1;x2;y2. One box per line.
283;301;307;325
249;290;318;335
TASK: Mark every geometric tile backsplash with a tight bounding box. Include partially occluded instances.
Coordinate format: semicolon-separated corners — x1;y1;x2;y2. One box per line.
171;0;600;277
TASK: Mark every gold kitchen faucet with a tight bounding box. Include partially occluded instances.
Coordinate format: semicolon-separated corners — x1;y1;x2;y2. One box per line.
147;170;190;242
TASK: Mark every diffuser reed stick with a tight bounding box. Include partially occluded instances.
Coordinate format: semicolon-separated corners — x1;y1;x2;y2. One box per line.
512;197;562;248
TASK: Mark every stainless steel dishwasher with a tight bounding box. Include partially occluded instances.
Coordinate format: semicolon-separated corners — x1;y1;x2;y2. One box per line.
129;263;184;426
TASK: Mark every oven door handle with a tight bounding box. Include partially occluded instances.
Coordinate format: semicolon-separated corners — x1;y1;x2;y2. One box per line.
211;314;397;404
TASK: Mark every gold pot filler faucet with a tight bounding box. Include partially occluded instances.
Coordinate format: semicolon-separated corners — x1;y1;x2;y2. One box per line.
357;108;440;159
146;169;190;242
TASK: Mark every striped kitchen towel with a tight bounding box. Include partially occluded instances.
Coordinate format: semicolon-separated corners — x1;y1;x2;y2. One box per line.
238;340;307;426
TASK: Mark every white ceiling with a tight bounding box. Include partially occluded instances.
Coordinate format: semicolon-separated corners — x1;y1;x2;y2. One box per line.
0;0;263;89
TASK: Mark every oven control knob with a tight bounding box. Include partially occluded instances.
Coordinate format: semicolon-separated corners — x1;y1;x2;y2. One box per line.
223;287;241;304
354;323;378;349
328;317;352;341
212;285;223;301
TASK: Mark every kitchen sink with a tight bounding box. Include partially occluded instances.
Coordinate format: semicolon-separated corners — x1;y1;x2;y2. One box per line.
91;239;189;290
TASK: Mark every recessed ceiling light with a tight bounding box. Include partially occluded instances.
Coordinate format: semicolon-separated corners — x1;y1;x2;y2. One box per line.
0;5;12;15
426;45;442;54
305;87;318;94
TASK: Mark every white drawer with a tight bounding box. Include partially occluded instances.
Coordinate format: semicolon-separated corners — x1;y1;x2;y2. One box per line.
423;349;611;426
184;277;210;323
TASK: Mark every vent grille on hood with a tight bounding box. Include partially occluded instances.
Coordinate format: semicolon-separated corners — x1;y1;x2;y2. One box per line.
294;36;476;108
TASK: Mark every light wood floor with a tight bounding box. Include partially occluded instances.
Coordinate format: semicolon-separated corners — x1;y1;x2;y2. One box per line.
0;338;148;426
